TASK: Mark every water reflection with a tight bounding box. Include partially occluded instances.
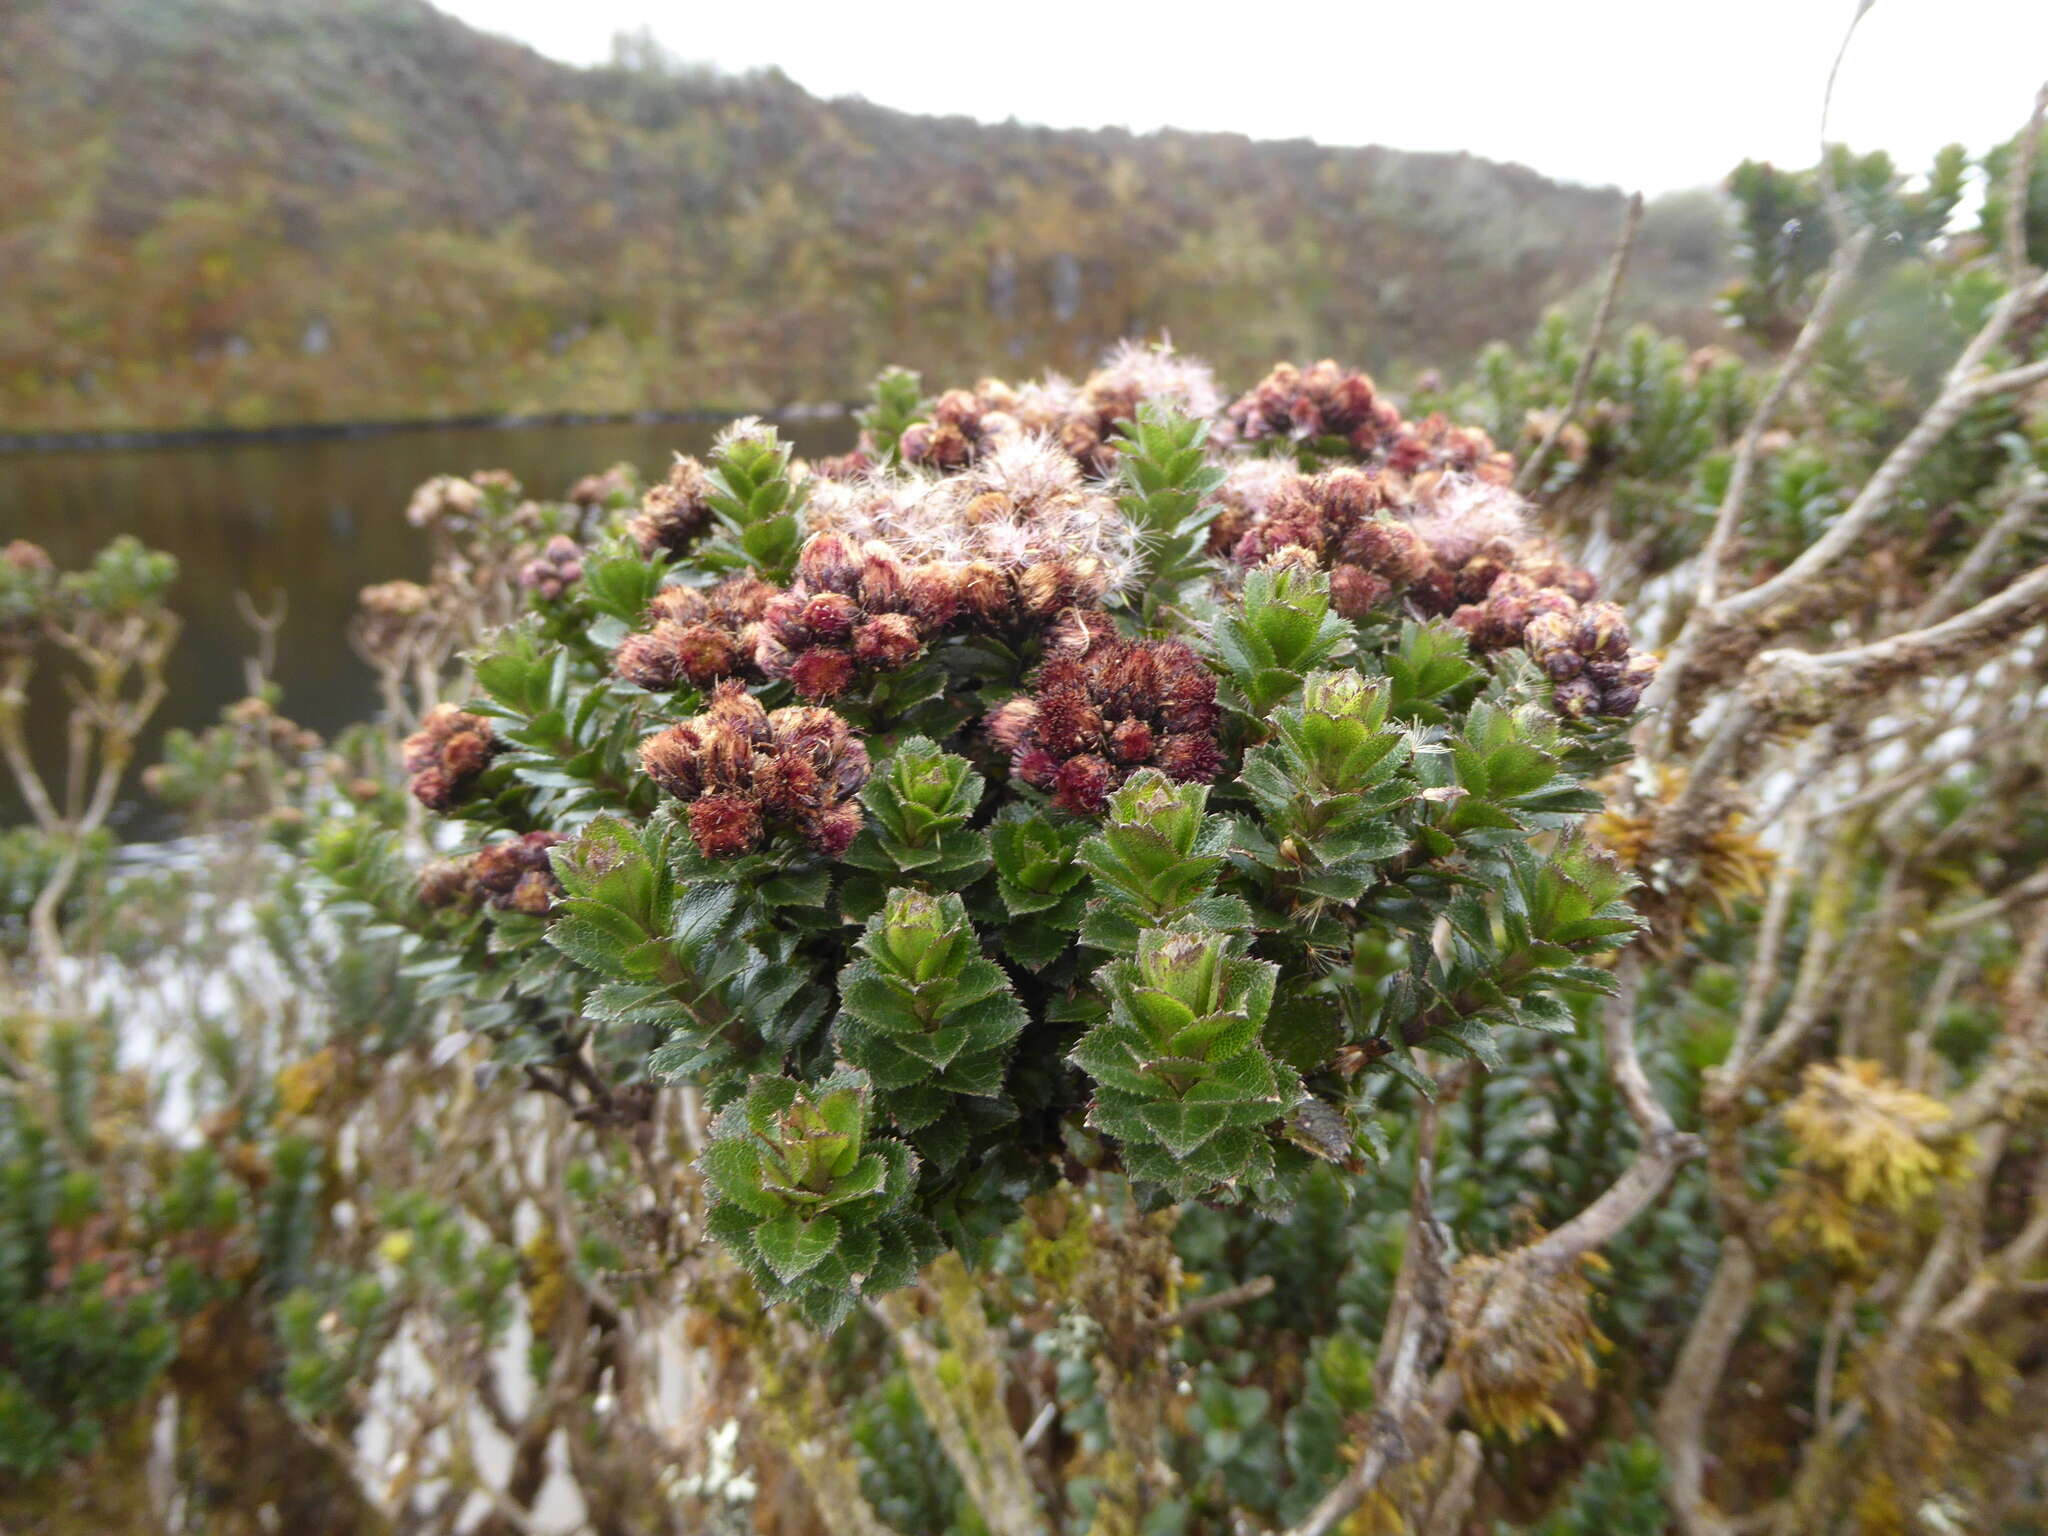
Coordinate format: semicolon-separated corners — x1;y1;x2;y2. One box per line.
1;417;855;832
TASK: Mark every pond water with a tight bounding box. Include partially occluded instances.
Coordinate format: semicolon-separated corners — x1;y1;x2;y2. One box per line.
1;416;855;833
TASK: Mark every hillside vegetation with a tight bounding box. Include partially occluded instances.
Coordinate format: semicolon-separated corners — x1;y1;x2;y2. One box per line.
0;0;1726;432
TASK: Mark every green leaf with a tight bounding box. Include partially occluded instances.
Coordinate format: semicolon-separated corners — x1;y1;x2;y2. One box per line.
754;1209;842;1284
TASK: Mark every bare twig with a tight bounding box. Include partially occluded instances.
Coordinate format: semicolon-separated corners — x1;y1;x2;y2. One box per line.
875;1268;1047;1536
1909;474;2048;628
1657;1237;1758;1536
1155;1274;1275;1330
1290;1096;1450;1536
1599;952;1672;1140
1764;558;2048;689
1813;1282;1854;1431
1419;1430;1484;1536
1515;192;1644;495
1715;269;2048;624
2002;83;2048;283
0;655;60;833
1731;811;1808;1068
1693;228;1874;617
1815;1;1876;243
1928;867;2048;935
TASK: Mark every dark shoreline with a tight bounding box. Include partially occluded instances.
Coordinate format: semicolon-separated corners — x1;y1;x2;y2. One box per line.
0;403;853;456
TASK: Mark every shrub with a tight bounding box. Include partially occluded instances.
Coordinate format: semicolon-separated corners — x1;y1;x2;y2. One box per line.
356;350;1650;1329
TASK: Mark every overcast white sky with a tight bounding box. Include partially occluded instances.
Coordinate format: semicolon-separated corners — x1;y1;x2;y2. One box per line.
433;0;2047;195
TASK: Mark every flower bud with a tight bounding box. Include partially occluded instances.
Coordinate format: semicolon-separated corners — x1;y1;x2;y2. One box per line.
1572;601;1630;660
674;622;743;686
797;533;863;595
985;698;1038;754
1552;675;1599;719
1522;611;1576;660
640;723;706;799
1454;553;1509;603
629;457;713;557
401;704;500;811
1109;717;1155;763
4;540;52;573
1052;754;1117;815
614;629;685;691
905;563;964;631
1330;564;1392;618
689;793;763;859
753;752;824;820
853;612;922;669
649;586;709;626
787;647;859;700
472;831;568;913
417;858;479;911
957;561;1010;622
799;591;861;642
806;802;864;857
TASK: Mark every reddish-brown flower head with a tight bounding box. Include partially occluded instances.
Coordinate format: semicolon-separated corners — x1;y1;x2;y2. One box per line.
471;831;569;914
401;704;501;812
988;626;1222;815
638;682;871;858
613;573;777;692
518;535;585;601
689;793;765;860
755;535;936;700
628;457;716;558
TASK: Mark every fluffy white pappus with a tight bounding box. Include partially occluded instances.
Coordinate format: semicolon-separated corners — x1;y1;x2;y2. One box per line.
1009;374;1083;432
802;456;1141;589
712;415;783;454
1402;475;1530;566
1089;338;1224;421
804;470;947;546
1215;457;1305;519
801;476;866;534
969;433;1084;509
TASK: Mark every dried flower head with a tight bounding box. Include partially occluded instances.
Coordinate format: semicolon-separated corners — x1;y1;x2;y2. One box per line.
639;681;870;857
517;535;585;601
629;455;716;558
1230;466;1406;567
1403;476;1531;568
469;831;569;915
401;703;501;811
1;540;57;647
1400;412;1516;487
806;447;872;482
1051;337;1224;471
405;474;486;530
567;463;636;509
416;856;482;912
1445;1249;1607;1442
1221;461;1653;716
809;438;1138;612
1083;338;1223;425
612;572;778;692
1224;360;1514;489
751;534;939;700
4;540;52;574
1206;458;1307;556
1224;359;1403;455
897;388;1020;470
989;629;1223;814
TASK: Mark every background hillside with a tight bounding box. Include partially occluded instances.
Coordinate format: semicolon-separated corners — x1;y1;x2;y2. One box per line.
0;0;1729;433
